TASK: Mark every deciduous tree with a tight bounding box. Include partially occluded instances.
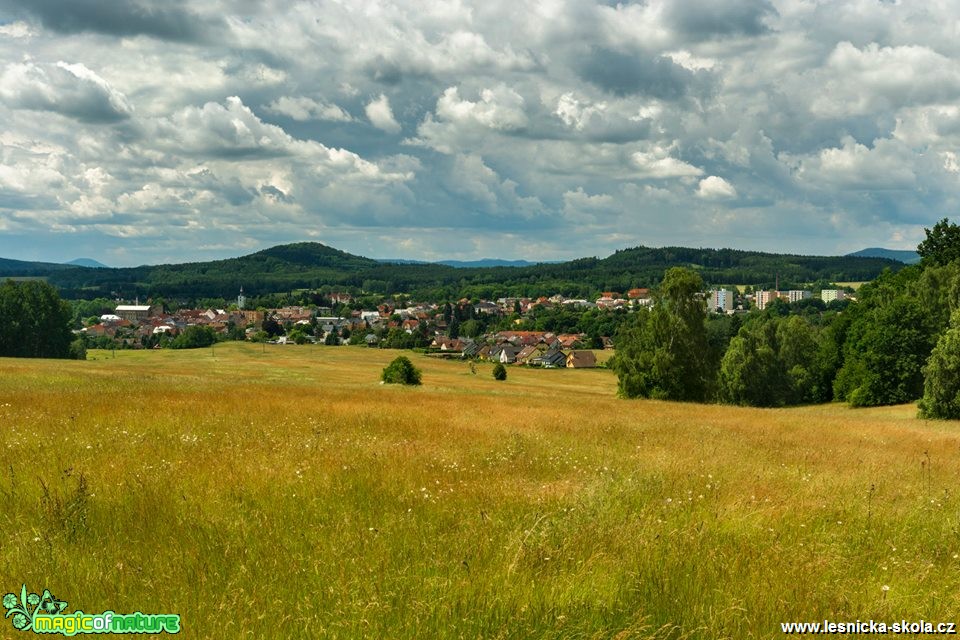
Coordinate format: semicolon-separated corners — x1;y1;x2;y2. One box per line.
611;268;712;401
919;310;960;419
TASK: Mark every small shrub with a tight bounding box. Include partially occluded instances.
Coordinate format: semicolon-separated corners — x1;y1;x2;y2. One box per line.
69;338;87;361
492;363;507;381
382;356;422;385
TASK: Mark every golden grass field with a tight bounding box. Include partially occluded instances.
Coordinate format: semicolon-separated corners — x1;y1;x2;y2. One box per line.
1;343;959;638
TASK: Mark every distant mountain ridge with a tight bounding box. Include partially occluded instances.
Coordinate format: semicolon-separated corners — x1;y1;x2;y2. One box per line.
379;258;554;268
0;241;905;300
66;258;109;268
846;248;921;264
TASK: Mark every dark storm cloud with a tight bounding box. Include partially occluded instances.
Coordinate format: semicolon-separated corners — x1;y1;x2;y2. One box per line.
0;0;224;42
663;0;777;38
364;56;406;85
576;46;711;100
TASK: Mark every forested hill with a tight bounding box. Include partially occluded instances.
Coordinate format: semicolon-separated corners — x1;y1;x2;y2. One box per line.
0;242;902;300
0;257;74;275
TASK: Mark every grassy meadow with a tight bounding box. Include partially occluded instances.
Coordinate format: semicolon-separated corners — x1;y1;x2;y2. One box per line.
2;343;959;638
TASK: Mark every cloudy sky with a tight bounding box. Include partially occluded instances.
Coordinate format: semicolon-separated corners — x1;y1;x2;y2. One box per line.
0;0;956;266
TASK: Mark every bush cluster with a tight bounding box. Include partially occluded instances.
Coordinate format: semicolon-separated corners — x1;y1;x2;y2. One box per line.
382;356;422;385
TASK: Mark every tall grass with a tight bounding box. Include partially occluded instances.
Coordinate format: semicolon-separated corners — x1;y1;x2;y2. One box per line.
1;343;958;638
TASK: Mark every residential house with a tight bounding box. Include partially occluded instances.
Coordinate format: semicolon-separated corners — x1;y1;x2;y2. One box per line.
562;299;595;308
490;344;520;364
473;301;500;315
595;295;628;309
530;349;567;368
557;333;587;349
515;343;547;364
461;342;483;359
566;350;597;368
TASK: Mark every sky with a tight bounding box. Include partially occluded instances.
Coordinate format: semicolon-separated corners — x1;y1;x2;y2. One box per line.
0;0;955;267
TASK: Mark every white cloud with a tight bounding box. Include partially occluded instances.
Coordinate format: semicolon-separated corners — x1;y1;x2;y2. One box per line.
0;21;35;38
436;86;527;131
631;146;703;179
788;136;916;191
365;94;402;134
265;96;353;122
810;42;960;116
444;153;543;217
555;93;607;131
406;85;529;154
696;176;737;199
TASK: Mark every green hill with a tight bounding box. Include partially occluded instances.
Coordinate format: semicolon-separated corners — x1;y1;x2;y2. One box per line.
0;242;903;301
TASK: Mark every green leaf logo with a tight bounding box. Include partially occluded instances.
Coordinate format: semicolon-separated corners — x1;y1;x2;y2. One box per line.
3;585;68;632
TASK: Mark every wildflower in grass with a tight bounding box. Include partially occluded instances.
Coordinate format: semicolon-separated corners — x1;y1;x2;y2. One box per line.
2;593;16;609
12;613;27;630
26;593;40;606
882;585;890;592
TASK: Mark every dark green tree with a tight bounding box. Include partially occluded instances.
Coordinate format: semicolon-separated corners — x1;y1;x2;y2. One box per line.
68;338;87;360
610;267;712;401
918;218;960;266
0;280;74;358
833;298;934;407
460;319;481;338
286;326;309;344
718;319;786;406
261;317;284;337
170;325;218;349
918;310;960;419
381;355;422;385
777;315;823;404
492;362;507;380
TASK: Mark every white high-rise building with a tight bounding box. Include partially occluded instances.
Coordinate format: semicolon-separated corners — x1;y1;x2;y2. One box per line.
787;290;811;303
709;289;734;312
821;289;846;303
755;290;778;310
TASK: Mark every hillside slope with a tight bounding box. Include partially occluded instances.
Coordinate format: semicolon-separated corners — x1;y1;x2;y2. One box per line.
0;242;903;300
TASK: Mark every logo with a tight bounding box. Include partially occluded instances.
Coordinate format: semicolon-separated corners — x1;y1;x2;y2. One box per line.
3;586;180;636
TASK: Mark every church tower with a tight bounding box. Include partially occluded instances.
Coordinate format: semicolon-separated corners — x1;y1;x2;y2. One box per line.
237;286;246;310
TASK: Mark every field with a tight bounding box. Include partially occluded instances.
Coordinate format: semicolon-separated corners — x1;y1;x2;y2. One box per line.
2;343;959;638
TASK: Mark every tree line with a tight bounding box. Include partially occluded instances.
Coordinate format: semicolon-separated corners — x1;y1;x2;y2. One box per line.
0;280;83;359
611;219;960;419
